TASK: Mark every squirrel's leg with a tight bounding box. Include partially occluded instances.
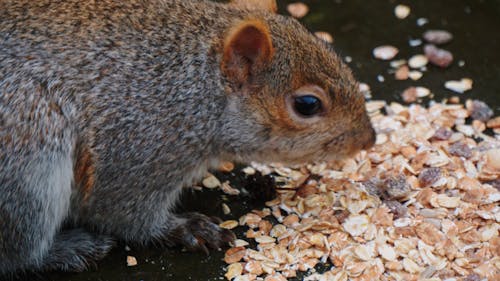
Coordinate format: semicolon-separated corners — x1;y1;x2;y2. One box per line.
39;229;114;272
92;187;235;252
0;142;112;274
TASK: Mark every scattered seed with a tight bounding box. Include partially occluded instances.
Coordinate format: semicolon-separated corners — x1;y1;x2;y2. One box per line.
222;203;231;215
408;70;423;80
202;173;221;189
445;78;473;93
219;161;235;172
395;65;409;80
423;30;453;45
417;18;429;26
408;38;422;47
384;200;408;219
408;54;428;68
418;167;442;187
384;175;411;200
225;247;246;264
287;2;309;18
467;100;494;121
401;87;418;103
220;220;239;230
373;45;399;60
394;4;411;19
448;142;472;158
486;116;500;128
314;31;333;43
242;166;256;175
343;214;370;237
126;256;137;267
225;263;243;280
424;44;453;68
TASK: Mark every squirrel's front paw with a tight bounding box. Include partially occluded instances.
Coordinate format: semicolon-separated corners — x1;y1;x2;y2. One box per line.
168;213;236;254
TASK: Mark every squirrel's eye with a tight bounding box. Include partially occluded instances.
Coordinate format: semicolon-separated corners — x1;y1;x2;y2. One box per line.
293;95;322;117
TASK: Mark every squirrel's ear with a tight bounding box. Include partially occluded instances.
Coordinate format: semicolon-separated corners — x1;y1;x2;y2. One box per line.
230;0;278;13
221;19;274;84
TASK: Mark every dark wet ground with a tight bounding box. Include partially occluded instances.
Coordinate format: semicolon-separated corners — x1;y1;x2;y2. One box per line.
24;0;500;280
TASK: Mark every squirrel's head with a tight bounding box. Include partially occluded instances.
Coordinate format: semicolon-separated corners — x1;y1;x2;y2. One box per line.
218;14;375;165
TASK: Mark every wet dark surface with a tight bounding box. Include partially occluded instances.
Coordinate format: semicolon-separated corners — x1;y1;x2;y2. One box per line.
24;0;499;281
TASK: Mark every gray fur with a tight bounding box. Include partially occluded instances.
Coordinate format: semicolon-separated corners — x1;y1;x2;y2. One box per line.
0;0;375;274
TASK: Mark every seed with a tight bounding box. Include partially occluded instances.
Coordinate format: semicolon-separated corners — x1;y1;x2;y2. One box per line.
314;31;333;43
287;2;309;18
378;244;397;261
342;214;370;237
401;87;418;103
448;142;472;158
219;161;235;172
225;263;243;280
384;200;408;219
423;30;453;45
467;100;494;121
403;258;423;274
408;70;423;80
395;65;409;80
225;247;246;264
255;235;275;244
220;220;239;230
408;54;428;68
383;175;411;200
418;167;442;187
432;127;452;140
373;45;399;60
394;4;411;19
202;173;221;189
126;256;137;267
444;78;473;94
424;44;453;68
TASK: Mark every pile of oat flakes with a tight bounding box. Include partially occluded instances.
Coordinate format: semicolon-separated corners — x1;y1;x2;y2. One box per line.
209;2;500;281
216;99;499;281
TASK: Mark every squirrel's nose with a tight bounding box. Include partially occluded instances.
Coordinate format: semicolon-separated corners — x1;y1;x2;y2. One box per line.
363;127;376;150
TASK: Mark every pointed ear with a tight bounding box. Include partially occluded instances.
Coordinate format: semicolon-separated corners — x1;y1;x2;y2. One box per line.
221;19;274;84
230;0;278;13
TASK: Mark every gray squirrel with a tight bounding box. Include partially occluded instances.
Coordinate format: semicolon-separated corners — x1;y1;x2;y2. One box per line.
0;0;375;274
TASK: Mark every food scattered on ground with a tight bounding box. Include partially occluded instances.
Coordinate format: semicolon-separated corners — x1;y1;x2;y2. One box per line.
408;70;423;81
394;4;411;19
417;18;429;26
395;65;409;80
202;173;222;189
211;3;498;281
373;46;399;60
400;87;430;103
423;30;454;45
467;100;494;122
220;161;236;172
408;54;428;69
314;31;333;44
223;203;232;215
221;99;499;280
444;78;473;94
220;220;239;230
424;45;454;68
287;2;309;19
126;256;138;267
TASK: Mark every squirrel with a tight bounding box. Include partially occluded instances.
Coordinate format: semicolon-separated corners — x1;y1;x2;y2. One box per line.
0;0;375;275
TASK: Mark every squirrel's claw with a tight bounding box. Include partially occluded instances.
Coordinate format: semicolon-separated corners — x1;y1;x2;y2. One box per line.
168;213;235;253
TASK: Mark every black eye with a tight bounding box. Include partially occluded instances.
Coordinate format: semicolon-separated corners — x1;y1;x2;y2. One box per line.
294;95;322;117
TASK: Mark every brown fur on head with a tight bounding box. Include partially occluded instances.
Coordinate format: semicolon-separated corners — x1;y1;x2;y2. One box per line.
218;15;375;164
